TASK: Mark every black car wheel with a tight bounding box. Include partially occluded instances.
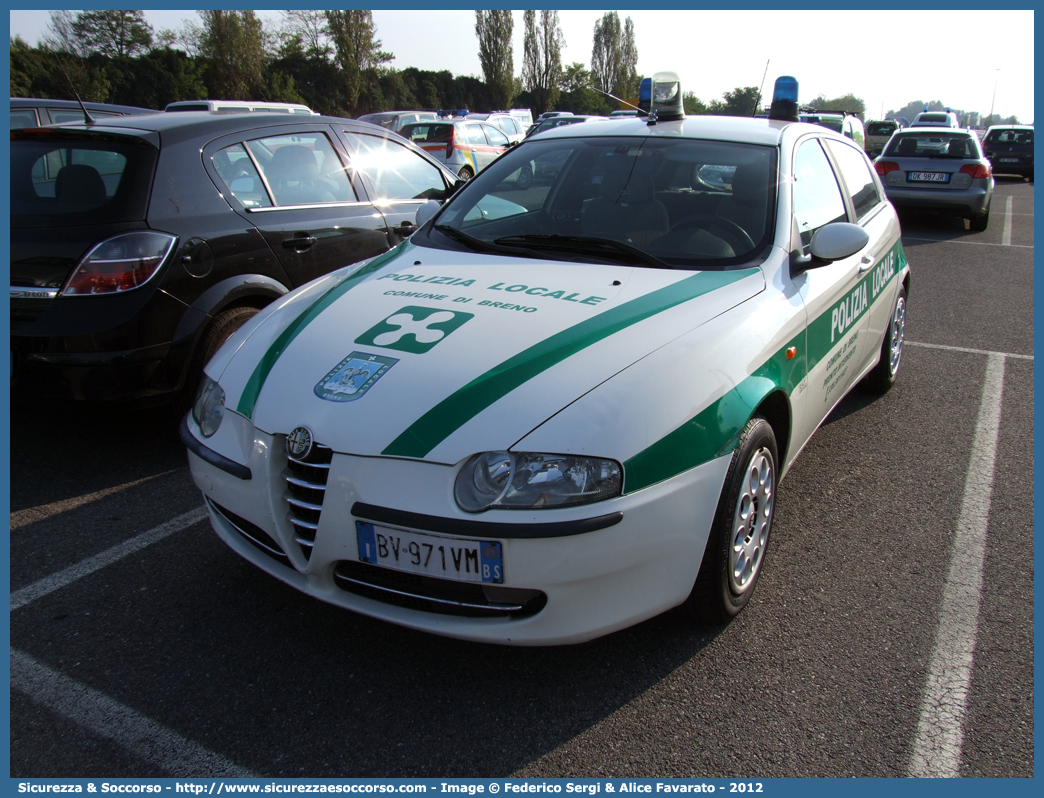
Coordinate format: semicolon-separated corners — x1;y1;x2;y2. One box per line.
970;208;990;232
457;166;474;181
174;305;260;418
683;416;777;624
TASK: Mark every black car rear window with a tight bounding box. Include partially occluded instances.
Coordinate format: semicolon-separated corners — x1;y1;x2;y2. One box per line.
985;129;1033;146
11;132;157;227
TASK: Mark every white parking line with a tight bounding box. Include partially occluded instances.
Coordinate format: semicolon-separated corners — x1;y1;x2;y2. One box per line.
1002;195;1014;246
10;506;207;611
902;236;1032;249
907;341;1033;360
907;353;1006;777
11;648;258;777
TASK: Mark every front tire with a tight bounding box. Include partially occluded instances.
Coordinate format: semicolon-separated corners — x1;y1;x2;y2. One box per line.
517;162;534;190
457;166;474;181
864;285;906;393
683;416;778;624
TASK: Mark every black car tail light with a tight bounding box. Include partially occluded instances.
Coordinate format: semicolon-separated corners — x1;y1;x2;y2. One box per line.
61;231;178;296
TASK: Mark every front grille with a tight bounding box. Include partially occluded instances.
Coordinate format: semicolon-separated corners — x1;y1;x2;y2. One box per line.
333;560;547;618
285;442;333;559
206;497;292;568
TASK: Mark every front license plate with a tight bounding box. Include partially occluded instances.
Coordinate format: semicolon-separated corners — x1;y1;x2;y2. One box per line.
356;521;504;584
908;171;949;182
999;157;1019;163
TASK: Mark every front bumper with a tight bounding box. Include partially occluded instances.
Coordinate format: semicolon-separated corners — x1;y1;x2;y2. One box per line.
184;411;732;645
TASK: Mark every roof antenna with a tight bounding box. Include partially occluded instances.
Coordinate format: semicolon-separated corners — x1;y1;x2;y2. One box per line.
753;59;770;116
52;52;96;125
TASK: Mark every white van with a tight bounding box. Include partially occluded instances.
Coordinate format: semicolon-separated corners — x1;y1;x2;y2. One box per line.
165;100;314;115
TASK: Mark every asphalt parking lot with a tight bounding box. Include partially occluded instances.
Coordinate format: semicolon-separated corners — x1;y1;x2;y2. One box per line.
9;177;1034;779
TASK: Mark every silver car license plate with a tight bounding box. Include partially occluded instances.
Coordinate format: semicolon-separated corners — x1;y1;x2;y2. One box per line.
356;521;504;583
908;172;949;183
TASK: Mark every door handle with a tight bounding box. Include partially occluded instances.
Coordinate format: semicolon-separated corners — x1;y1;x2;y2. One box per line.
858;252;877;272
283;235;317;251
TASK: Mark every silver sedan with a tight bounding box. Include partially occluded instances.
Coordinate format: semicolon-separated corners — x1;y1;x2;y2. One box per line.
874;128;994;230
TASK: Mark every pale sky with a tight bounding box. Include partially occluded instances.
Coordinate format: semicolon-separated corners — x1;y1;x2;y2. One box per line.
8;8;1035;123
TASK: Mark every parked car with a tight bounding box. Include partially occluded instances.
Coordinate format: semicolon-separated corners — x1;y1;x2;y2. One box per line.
165;100;314;115
11;97;156;129
10;111;463;408
525;115;606;138
398;119;510;180
466;112;527;144
356;110;439;134
864;119;900;157
874;128;994;229
182;73;910;645
508;108;534;132
800;111;865;150
981;125;1034;181
911;111;960;129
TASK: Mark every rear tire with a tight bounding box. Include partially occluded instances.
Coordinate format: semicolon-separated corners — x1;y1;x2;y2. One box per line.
457;166;474;181
864;285;907;393
516;163;534;190
683;416;778;624
970;209;990;232
172;305;259;420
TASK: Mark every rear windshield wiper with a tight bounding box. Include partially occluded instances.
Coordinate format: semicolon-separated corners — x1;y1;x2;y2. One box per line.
493;234;673;270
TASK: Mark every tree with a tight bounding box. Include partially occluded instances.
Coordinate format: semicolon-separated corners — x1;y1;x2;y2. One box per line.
281;10;332;61
557;62;611;115
522;10;564;115
619;17;638;99
683;91;708;115
197;11;266;99
591;11;621;96
326;10;394;113
42;10;86;56
72;11;153;59
709;86;761;117
810;93;866;119
475;10;514;109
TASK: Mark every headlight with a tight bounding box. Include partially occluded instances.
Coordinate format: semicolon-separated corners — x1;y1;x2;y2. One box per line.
191;376;225;438
454;452;622;513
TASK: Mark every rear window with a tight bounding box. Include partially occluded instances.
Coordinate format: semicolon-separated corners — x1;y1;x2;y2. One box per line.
11;133;157;226
866;122;897;136
985;129;1033;146
401;123;452;144
885;133;977;158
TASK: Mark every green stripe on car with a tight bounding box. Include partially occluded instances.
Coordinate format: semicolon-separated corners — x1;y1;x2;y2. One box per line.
623;332;805;494
236;241;413;419
382;269;760;459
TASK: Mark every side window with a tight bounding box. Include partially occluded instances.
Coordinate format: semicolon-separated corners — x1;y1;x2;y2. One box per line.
465;125;488;146
211;143;272;209
245;132;356;206
11;108;39;128
344;132;448;201
501;117;519;135
484;125;509;147
825;140;881;221
793;139;847;253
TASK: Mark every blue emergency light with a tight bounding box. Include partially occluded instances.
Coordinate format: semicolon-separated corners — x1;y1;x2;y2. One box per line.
768;76;799;122
638;77;652;114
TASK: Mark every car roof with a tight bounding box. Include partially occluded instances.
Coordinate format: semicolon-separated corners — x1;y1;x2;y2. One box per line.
11;111;410;148
900;126;973;134
532;114;793;146
10;96;156;115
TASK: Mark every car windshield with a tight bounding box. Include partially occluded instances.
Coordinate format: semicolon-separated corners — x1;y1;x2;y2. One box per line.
885;132;977;158
424;135;777;269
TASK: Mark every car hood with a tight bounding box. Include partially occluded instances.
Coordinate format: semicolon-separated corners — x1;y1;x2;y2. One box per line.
214;240;765;464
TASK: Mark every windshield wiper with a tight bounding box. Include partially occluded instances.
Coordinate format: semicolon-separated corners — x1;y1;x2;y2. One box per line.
433;224;507;254
493;234;673;270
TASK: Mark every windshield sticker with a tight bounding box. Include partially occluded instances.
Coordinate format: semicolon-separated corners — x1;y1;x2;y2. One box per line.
355;306;474;354
314;353;398;402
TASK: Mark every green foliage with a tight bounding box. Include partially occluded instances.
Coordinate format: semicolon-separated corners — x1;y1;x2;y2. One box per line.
522;10;564;115
682;91;708;115
709;86;760;117
197;11;266;100
73;10;153;59
475;10;514;110
326;10;393;115
809;93;866;119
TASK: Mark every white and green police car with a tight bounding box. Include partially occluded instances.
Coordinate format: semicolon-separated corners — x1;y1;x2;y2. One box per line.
183;75;909;645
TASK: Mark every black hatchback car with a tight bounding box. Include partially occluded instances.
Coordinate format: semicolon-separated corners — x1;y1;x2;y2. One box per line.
11;112;462;408
981;125;1034;181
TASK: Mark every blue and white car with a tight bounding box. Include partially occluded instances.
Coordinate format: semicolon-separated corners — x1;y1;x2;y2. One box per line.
183;74;910;645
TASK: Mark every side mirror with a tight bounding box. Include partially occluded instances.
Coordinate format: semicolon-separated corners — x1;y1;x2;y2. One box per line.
809;222;870;262
415;199;442;229
450;178;468;195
